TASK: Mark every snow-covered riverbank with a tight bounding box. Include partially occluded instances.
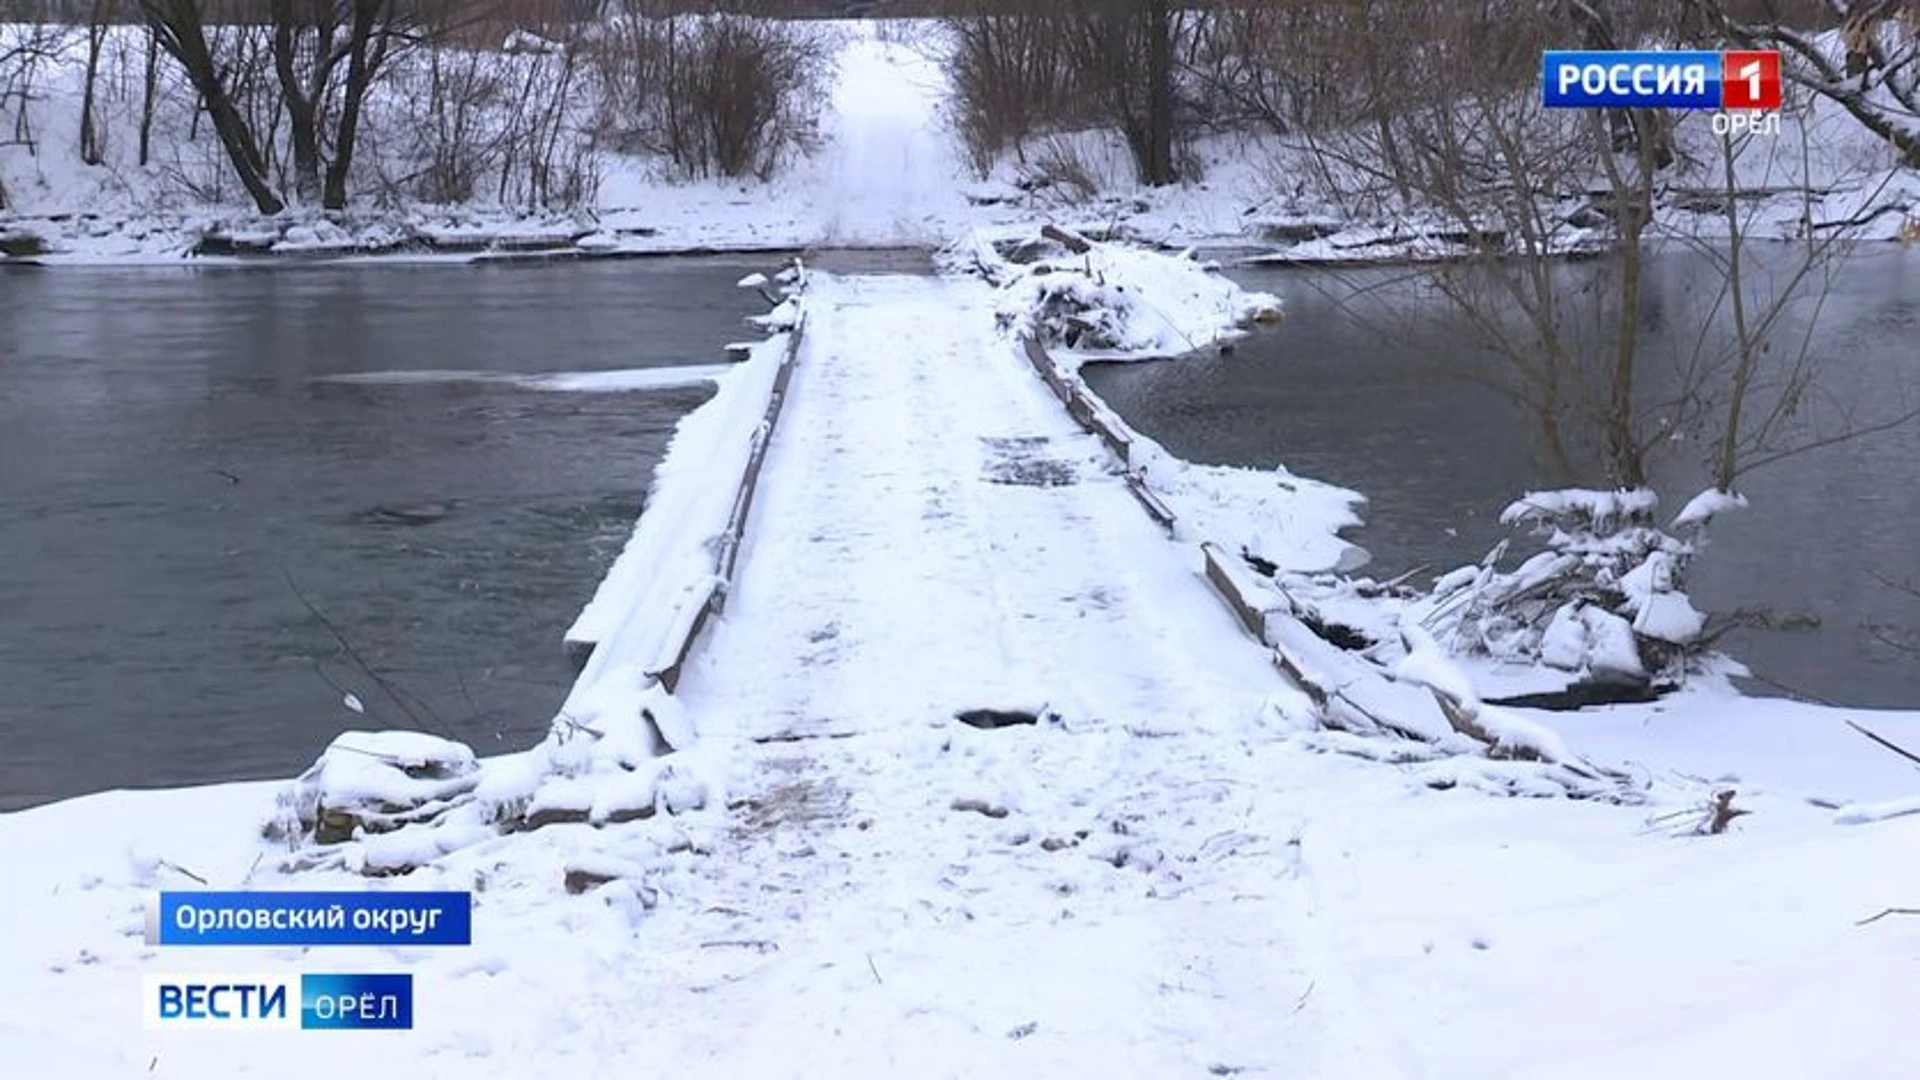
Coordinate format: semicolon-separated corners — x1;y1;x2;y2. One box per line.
9;20;1915;268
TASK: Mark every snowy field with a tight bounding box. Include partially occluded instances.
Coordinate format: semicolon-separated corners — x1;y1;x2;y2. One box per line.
3;19;1920;1080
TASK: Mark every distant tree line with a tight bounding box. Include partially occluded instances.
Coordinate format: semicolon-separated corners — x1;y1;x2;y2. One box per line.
1;0;835;212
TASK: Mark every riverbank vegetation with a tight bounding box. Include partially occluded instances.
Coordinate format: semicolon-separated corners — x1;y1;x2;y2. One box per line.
0;0;836;216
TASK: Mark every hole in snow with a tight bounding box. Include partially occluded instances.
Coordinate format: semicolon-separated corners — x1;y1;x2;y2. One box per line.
954;708;1046;730
1485;679;1667;711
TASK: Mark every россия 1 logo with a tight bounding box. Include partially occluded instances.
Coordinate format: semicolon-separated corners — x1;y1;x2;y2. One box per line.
1543;49;1783;135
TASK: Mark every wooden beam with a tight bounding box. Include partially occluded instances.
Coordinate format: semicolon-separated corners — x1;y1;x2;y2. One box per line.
1201;541;1266;642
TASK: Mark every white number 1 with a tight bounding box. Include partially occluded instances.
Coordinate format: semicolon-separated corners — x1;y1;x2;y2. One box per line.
1739;60;1762;100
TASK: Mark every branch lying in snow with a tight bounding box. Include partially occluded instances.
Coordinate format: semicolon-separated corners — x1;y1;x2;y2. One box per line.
1846;720;1920;769
1397;626;1572;765
1857;908;1920;927
1641;789;1752;837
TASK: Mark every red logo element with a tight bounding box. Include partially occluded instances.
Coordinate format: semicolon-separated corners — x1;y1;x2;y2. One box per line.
1722;50;1782;110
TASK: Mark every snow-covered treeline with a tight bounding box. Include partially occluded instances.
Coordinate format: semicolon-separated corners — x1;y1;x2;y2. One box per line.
0;3;835;216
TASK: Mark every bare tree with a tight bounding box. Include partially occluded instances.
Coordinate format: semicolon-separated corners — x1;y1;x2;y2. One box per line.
137;19;159;166
590;10;831;181
1687;0;1920;168
322;0;409;209
2;22;68;160
78;0;114;165
372;0;599;207
270;0;344;204
1056;0;1186;186
945;7;1076;173
137;0;284;213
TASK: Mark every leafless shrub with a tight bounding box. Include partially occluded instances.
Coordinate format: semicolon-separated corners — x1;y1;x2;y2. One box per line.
1028;134;1104;202
946;1;1196;186
946;10;1079;174
370;32;597;208
589;12;831;181
1;22;73;160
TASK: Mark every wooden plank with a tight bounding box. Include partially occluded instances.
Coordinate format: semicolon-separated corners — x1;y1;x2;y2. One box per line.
1041;223;1094;253
658;584;722;694
1078;393;1133;465
1201;541;1267;642
1124;472;1176;530
661;310;806;688
711;314;806;613
1067;388;1132;464
1020;335;1074;403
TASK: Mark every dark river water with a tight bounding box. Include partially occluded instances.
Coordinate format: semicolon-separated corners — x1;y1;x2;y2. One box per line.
0;258;770;810
1086;246;1920;709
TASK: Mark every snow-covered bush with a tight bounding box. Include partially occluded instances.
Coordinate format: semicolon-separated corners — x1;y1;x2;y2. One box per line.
272;730;482;847
1409;488;1711;686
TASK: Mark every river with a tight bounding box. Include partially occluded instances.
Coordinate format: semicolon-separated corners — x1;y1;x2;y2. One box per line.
0;257;768;809
1085;246;1920;709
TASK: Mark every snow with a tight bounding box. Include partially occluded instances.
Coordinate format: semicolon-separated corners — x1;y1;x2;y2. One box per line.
1500;487;1662;530
1835;795;1920;826
314;366;735;393
1618;550;1708;645
1396;624;1486;714
292;730;479;811
561;333;791;656
4;24;1920;1080
1538;602;1648;682
6;21;1917;264
966;226;1282;356
1673;486;1751;531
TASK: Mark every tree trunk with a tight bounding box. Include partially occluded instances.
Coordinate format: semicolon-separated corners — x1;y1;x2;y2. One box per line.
1142;0;1175;186
271;0;336;206
1604;110;1659;490
1714;129;1756;493
79;1;112;166
140;0;285;214
139;27;159;167
323;0;390;211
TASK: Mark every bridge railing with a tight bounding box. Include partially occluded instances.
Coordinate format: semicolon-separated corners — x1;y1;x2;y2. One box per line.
1017;334;1176;530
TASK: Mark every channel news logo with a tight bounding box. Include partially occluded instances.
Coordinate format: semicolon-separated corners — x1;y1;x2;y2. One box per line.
139;891;468;1032
142;973;414;1031
1543;49;1782;134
